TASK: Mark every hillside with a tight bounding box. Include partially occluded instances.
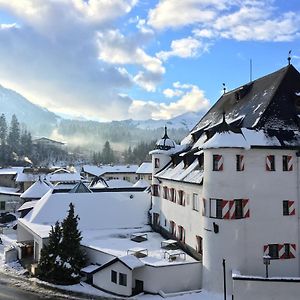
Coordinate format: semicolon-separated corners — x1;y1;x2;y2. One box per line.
0;84;202;150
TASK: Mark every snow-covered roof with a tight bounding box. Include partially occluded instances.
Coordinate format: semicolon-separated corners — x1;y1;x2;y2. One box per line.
133;179;150;188
83;165;139;177
136;162;152;174
149;144;188;156
19;190;151;237
106;179;133;188
17;200;38;212
0;167;24;176
200;129;281;150
156;159;203;184
81;265;101;274
82;228;197;267
20;179;53;199
16;169;80;183
0;186;21;196
202;132;249;149
119;255;145;270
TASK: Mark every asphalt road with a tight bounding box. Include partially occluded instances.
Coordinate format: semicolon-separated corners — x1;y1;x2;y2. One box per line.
0;274;85;300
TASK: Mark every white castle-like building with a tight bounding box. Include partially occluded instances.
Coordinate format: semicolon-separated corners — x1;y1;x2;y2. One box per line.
150;64;300;298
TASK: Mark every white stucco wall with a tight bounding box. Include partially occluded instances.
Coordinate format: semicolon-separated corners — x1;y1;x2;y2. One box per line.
133;262;202;294
233;278;300;300
158;180;203;250
93;261;133;296
202;148;300;294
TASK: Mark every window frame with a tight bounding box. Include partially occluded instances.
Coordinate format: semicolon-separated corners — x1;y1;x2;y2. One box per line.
236;154;244;171
119;272;127;286
192;193;199;211
268;244;279;259
111;270;117;284
283;200;289;216
210;198;223;219
234;199;243;219
212;154;223;171
266;155;275;171
0;201;5;211
152;184;159;196
178;190;185;206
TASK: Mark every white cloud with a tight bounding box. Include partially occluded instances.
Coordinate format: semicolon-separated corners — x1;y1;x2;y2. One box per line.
0;0;142;121
147;0;232;30
157;37;209;61
163;88;183;98
129;83;210;119
149;0;300;42
97;29;165;91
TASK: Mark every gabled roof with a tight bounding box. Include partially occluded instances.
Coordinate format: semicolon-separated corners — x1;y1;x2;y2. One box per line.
191;65;300;140
20;178;52;199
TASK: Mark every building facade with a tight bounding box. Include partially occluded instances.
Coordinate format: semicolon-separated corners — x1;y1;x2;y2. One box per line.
150;64;300;297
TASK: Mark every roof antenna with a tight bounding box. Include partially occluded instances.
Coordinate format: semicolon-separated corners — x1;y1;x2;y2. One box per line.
222;83;226;94
250;59;253;82
288;50;292;65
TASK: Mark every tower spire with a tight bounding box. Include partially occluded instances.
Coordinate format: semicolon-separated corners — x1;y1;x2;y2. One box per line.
163;126;169;139
288;50;292;66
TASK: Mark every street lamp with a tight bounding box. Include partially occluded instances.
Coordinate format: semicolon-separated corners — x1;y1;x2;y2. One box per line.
263;255;271;278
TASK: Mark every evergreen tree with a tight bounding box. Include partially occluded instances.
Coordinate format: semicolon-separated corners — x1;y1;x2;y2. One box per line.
37;221;63;283
101;141;115;164
7;114;20;153
0;114;7;145
59;203;86;284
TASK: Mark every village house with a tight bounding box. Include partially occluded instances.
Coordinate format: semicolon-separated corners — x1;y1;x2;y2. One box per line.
150;64;300;299
82;164;139;183
135;162;152;186
16;188;201;296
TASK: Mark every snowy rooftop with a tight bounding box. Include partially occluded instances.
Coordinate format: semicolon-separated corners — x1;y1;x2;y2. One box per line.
0;186;21;196
105;179;133;188
133;179;150;188
83;165;139;177
16;168;80;183
82;227;197;267
136;162;152;174
201;129;281;150
0;167;24;176
156;159;203;184
20;179;53;199
149;144;188;156
17;200;38;212
19;190;151;238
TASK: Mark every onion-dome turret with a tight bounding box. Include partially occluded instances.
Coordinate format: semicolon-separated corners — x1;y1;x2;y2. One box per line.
155;126;175;151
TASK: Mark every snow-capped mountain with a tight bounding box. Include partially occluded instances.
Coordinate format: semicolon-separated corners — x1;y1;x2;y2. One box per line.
0;84;201;147
0;85;59;133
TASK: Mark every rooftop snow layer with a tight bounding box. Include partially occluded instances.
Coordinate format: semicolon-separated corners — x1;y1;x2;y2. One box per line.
21;190;151;234
156;159;203;184
136;162;152;174
83;165;139;177
21;179;52;199
133;179;150;188
0;186;21;195
82;228;197;267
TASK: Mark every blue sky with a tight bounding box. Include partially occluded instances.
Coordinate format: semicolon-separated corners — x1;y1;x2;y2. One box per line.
0;0;299;121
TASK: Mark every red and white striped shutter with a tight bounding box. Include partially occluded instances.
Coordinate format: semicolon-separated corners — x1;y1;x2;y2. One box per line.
263;245;269;256
279;244;285;259
266;155;273;171
183;227;186;243
217;155;224;171
287;155;293;171
242;199;250;218
229;200;235;219
288;201;295;215
240;155;245;171
183;191;186;206
222;200;229;219
290;244;296;258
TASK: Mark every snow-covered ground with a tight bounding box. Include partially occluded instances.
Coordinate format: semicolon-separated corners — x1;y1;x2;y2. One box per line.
0;231;222;300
